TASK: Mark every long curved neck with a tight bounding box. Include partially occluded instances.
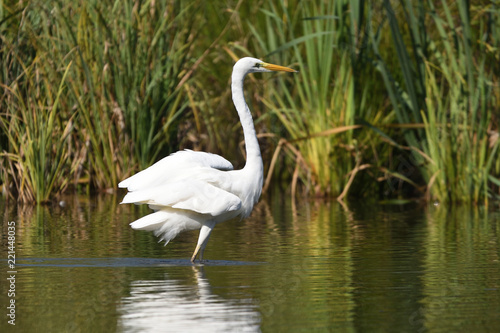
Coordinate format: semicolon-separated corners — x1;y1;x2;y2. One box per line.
231;71;263;171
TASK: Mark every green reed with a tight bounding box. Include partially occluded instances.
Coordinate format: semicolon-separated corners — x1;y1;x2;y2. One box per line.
370;0;500;203
238;0;396;197
1;0;197;202
0;59;75;203
235;0;499;202
1;0;499;204
0;2;79;203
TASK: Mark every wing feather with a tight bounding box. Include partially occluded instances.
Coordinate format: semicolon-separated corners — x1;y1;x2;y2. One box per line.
119;150;233;192
119;150;240;217
121;179;241;216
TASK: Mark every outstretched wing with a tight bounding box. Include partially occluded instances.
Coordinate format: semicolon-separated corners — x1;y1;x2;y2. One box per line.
119;150;241;216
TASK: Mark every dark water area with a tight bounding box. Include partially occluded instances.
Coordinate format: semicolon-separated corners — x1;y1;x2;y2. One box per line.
1;194;499;332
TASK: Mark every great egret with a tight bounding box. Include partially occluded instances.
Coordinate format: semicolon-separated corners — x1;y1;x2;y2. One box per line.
119;57;297;263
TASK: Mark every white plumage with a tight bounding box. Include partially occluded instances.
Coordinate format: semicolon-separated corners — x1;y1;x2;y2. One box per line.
119;57;297;262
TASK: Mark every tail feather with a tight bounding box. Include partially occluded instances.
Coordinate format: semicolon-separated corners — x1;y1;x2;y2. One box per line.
129;209;203;245
130;210;169;231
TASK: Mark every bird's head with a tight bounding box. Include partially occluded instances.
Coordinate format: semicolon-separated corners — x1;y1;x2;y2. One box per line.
234;57;297;74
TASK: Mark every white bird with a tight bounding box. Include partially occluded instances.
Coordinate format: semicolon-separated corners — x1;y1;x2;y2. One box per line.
119;57;297;263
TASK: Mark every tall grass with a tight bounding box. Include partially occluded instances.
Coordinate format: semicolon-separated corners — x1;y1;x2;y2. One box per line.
1;0;198;202
1;0;499;204
239;1;353;196
231;0;499;202
0;60;76;203
369;0;500;203
238;0;401;197
69;0;196;185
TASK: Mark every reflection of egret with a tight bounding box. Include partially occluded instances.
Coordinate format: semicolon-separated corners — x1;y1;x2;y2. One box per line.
119;57;297;262
118;267;260;332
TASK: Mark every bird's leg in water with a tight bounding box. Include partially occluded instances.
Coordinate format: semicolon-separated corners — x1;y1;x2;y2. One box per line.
190;245;201;263
191;224;214;263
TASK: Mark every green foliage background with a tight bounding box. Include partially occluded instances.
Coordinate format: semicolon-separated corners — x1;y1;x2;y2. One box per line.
1;0;499;204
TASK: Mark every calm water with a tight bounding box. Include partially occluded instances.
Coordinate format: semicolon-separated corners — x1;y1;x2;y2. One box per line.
1;194;500;332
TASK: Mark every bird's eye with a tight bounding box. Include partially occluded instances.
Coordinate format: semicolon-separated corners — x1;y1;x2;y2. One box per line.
253;63;262;68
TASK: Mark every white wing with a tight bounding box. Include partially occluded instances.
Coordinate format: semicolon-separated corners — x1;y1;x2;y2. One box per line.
119;150;234;191
121;178;241;216
119;150;241;217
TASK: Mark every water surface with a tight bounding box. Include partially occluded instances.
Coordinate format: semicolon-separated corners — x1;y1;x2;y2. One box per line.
1;195;499;332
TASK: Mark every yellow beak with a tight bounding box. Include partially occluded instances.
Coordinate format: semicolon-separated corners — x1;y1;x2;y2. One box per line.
262;62;298;72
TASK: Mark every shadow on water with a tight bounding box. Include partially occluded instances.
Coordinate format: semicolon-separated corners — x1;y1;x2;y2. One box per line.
1;194;500;332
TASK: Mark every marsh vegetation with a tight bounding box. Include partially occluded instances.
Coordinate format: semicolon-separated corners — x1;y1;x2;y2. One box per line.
1;0;499;204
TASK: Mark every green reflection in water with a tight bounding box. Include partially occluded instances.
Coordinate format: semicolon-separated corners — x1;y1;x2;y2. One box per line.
1;195;499;332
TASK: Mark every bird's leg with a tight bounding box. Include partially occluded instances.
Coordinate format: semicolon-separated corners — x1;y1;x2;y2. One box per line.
190;245;201;263
199;248;205;262
190;224;214;263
